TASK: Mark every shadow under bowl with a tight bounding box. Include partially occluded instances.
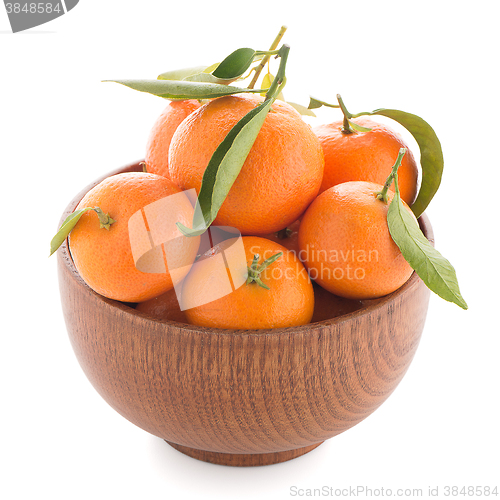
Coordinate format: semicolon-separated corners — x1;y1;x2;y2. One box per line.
57;161;432;467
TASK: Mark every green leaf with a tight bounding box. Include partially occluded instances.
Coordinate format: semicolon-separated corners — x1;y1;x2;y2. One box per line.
181;49;257;85
362;108;443;218
103;79;263;101
157;65;210;81
182;63;243;85
178;97;276;236
177;44;290;237
176;223;208;238
260;72;273;91
50;207;115;256
183;73;243;85
308;96;339;110
287;101;316;117
347;119;372;132
182;72;225;84
202;62;220;74
387;176;468;309
212;47;256;80
49;207;93;256
157;64;242;86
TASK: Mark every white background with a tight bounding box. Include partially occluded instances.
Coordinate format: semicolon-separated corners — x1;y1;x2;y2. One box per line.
1;1;499;499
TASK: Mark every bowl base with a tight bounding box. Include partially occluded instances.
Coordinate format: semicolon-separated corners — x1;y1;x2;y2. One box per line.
165;441;324;467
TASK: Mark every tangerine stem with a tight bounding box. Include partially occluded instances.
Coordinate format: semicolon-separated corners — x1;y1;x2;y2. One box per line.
256;252;283;273
276;227;292;239
93;207;115;230
337;94;354;134
376;148;407;203
248;25;287;89
246;252;283;289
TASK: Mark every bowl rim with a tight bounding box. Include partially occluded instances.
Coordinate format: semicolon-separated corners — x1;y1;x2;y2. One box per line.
58;160;434;337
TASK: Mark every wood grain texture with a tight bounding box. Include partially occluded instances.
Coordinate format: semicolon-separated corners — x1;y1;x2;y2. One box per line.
57;161;432;466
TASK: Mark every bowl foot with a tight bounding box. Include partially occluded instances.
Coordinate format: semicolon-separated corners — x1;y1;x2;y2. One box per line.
165;441;324;467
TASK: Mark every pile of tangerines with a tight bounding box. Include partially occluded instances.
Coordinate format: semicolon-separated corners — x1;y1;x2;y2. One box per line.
51;31;467;329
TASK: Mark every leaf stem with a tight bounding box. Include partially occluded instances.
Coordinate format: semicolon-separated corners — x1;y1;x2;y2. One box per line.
248;25;287;89
255;50;281;57
376;148;407;203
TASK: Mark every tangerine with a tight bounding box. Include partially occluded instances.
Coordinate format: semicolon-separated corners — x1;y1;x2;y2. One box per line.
313;118;418;205
168;94;324;235
145;100;201;179
182;236;314;329
298;181;415;300
69;172;200;303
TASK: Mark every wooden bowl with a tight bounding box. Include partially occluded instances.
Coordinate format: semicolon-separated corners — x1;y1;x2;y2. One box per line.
58;161;432;467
